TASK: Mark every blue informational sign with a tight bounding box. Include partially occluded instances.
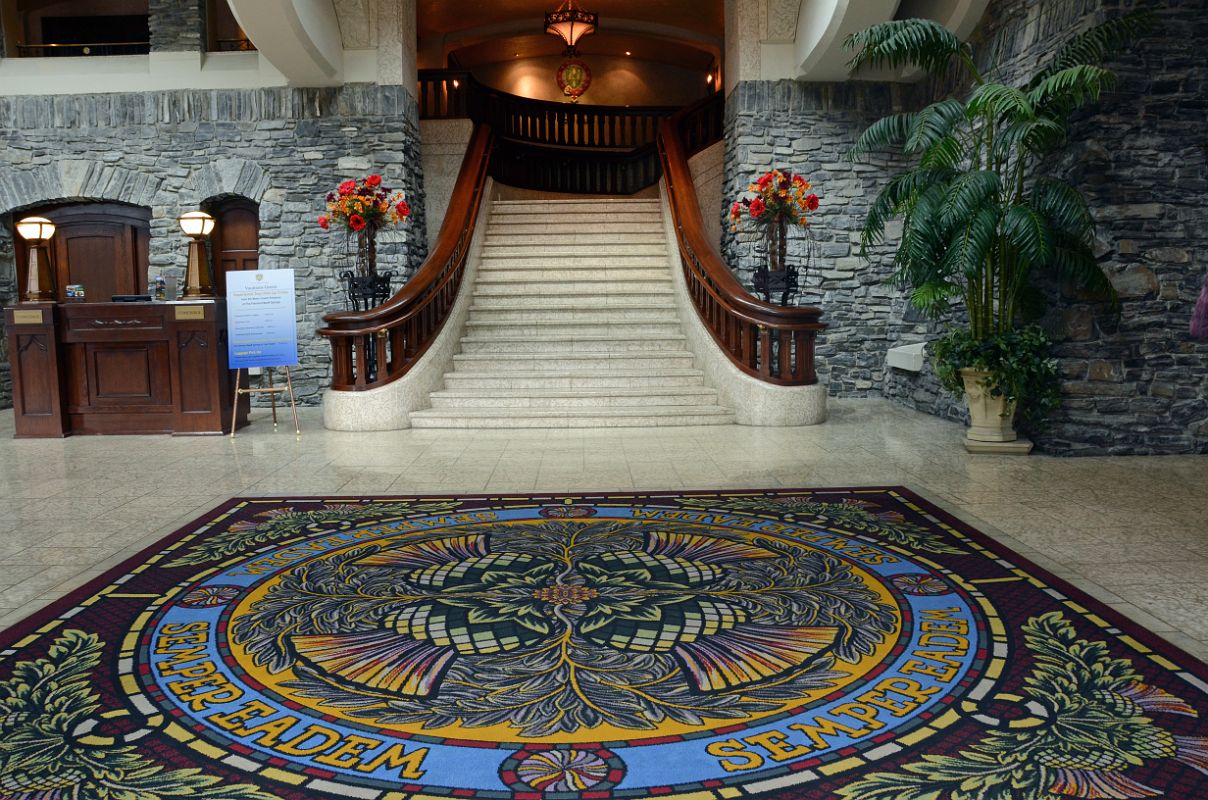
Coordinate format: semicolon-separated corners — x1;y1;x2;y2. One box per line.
226;269;299;369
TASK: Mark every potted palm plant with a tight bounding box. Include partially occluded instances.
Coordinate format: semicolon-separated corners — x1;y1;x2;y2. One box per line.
846;11;1151;452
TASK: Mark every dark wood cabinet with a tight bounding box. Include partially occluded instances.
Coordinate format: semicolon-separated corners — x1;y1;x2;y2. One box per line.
4;301;248;437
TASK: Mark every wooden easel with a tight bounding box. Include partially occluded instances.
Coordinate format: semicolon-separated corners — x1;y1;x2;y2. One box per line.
230;366;301;437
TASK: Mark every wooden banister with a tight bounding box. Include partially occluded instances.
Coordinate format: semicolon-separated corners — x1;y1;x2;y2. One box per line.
318;124;494;391
658;96;826;385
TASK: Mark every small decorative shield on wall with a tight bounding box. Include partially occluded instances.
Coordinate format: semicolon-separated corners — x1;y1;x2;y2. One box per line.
556;58;591;102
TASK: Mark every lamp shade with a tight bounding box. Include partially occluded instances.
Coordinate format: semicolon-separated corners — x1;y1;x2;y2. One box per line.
15;216;56;241
544;1;597;51
178;210;216;237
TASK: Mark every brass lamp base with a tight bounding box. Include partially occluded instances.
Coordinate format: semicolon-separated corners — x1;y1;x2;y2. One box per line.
23;245;55;302
181;238;216;299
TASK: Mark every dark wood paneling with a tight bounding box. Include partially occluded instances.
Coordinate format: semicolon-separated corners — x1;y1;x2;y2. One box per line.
4;304;68;437
210;197;260;296
5;300;246;436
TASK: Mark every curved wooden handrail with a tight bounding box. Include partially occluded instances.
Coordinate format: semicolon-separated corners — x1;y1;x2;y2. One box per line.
658;96;826;385
318;124;494;391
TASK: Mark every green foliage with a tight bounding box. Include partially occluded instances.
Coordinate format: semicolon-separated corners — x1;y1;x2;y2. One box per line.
846;8;1151;425
838;611;1197;800
931;326;1061;431
0;630;279;799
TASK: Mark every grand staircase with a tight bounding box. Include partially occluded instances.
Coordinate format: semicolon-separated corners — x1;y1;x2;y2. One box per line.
408;198;737;428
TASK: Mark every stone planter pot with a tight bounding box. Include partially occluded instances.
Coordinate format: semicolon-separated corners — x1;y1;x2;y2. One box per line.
959;368;1032;454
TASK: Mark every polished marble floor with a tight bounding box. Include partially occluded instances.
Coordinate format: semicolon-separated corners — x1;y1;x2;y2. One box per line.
0;399;1205;660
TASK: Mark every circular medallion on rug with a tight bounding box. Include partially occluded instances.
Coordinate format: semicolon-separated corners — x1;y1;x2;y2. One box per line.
132;502;996;798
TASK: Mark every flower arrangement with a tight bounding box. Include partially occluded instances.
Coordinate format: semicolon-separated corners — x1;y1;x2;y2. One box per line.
318;174;410;234
729;168;821;306
318;174;410;278
729;169;819;232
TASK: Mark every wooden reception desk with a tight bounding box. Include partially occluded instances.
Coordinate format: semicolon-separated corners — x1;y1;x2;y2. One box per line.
5;301;248;437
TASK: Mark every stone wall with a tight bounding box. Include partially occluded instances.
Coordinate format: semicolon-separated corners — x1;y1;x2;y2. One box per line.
887;0;1208;454
149;0;205;53
721;80;920;396
0;85;426;408
724;0;1208;454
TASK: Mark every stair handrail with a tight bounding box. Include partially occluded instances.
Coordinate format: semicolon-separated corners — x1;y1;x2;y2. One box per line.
318;123;494;391
658;96;826;385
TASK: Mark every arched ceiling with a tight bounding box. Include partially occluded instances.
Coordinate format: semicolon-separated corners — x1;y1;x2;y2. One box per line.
416;0;723;71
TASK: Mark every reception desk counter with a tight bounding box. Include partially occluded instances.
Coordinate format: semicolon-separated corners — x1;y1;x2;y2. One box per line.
4;301;247;437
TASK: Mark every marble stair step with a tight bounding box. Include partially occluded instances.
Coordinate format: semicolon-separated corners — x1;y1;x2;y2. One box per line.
429;387;721;410
473;278;673;293
458;335;688;354
451;352;697;371
484;232;666;246
487;212;661;225
466;305;679;323
470;291;676;308
442;369;706;390
481;243;667;257
491;199;660;212
464;320;683;337
409;405;736;429
476;256;670;269
486;222;664;235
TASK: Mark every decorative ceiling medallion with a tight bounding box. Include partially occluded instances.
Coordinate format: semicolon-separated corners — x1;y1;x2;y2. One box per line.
556;58;591;103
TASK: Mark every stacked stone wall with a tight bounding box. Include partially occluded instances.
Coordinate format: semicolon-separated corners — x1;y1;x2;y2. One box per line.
0;85;426;408
149;0;205;53
721;80;923;396
726;0;1208;454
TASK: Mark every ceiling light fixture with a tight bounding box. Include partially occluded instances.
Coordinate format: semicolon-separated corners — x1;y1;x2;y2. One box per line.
544;0;598;57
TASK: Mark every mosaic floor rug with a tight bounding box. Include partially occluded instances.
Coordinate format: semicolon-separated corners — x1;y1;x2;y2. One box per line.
2;489;1206;800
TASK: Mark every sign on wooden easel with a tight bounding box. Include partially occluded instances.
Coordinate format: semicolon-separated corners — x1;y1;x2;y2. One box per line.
226;269;301;436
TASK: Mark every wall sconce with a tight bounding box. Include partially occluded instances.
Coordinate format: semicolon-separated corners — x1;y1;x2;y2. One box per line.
16;216;57;302
178;210;216;299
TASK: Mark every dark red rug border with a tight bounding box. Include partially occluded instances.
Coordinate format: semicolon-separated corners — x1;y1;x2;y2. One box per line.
3;486;1204;680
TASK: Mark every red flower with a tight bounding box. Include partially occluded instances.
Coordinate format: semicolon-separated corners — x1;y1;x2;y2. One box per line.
338;179;356;195
793;174;806;187
730;201;742;219
349;214;367;231
749;198;766;217
396;200;410;218
805;193;820;211
756;173;774;189
365;174;382;187
317;215;329;230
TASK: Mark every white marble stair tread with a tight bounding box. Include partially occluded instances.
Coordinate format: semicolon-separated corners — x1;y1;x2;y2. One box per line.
485;222;665;235
409;405;736;428
428;387;721;408
470;291;676;306
450;352;698;371
442;369;706;389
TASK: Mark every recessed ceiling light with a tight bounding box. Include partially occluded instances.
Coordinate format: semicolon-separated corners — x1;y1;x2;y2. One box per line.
624;51;631;56
705;74;713;83
514;52;520;57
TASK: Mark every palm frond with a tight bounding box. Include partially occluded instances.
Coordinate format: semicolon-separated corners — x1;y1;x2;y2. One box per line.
919;135;965;170
1003;204;1053;266
845;19;969;76
1032;178;1095;240
1047;232;1117;304
942;205;1001;281
849;112;915;160
1029;10;1157;88
939;170;1002;230
994;117;1067;157
966;82;1034;121
1028;65;1116;112
860;169;951;252
904;98;967;153
907;280;963;317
